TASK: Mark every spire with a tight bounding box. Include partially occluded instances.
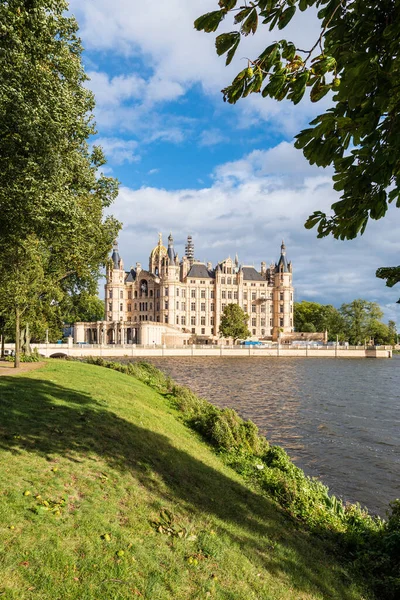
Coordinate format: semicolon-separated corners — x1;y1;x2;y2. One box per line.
111;240;121;269
235;253;239;267
277;240;288;272
185;235;194;266
167;232;175;262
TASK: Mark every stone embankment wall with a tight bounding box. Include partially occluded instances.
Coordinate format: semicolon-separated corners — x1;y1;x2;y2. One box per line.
4;343;392;359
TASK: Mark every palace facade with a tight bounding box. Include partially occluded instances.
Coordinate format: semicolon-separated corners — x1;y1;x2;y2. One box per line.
74;234;294;345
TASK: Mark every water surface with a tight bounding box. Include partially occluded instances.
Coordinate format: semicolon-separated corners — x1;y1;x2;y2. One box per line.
136;356;400;515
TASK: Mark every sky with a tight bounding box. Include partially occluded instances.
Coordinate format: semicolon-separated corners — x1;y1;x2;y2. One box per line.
68;0;400;324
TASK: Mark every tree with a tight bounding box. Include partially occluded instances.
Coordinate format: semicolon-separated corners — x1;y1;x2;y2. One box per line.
294;301;344;340
61;289;105;325
195;1;400;285
0;1;120;366
219;303;250;341
339;299;383;345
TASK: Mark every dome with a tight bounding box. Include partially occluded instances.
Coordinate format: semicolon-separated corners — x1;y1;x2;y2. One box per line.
150;233;167;261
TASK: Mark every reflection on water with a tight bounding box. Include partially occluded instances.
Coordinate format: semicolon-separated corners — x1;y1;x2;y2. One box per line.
132;356;400;516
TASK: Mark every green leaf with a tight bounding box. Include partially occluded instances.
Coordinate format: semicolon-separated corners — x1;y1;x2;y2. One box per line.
215;32;240;65
277;6;296;30
194;11;226;33
241;8;258;36
218;0;237;9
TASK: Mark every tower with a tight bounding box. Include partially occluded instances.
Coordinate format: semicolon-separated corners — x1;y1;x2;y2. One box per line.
272;241;294;339
185;235;194;266
105;241;126;323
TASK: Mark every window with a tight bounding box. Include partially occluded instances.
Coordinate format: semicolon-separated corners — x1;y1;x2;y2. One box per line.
176;288;180;296
108;302;112;311
280;292;284;301
128;291;132;300
252;292;256;300
134;290;138;298
157;316;160;322
150;290;153;297
243;292;248;300
128;304;131;312
222;291;226;299
192;328;195;333
221;278;225;284
156;302;160;311
227;277;231;285
201;289;206;298
228;291;232;299
165;287;169;296
210;290;214;299
280;305;284;313
261;304;266;312
200;280;205;284
252;329;256;335
109;290;112;298
176;301;179;310
201;303;205;312
270;319;273;327
280;318;284;327
251;283;256;287
182;289;186;298
211;303;215;311
244;304;248;312
261;319;266;327
181;316;186;325
252;318;256;326
252;305;256;313
210;316;214;326
191;289;196;298
134;303;137;310
191;302;196;311
190;280;195;284
120;290;123;299
156;290;160;298
176;316;179;324
191;316;196;326
120;303;123;311
222;303;226;311
165;301;168;310
234;291;238;299
201;316;206;326
181;302;186;311
201;328;205;335
165;315;169;323
261;329;265;336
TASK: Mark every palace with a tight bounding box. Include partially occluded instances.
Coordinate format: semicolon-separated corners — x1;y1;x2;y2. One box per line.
74;234;294;345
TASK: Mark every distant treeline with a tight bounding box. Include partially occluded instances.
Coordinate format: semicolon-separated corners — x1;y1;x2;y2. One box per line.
294;299;397;345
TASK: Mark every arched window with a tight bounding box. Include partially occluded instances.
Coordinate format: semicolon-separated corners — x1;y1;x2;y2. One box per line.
150;290;153;297
134;290;138;298
140;280;148;297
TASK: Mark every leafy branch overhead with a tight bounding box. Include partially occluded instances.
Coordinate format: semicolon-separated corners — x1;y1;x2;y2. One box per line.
194;1;400;244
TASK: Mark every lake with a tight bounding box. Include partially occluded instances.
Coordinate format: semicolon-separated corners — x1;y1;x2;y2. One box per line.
132;355;400;516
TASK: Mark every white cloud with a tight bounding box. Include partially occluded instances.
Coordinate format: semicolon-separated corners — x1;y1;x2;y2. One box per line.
71;0;324;134
199;129;229;147
95;137;140;165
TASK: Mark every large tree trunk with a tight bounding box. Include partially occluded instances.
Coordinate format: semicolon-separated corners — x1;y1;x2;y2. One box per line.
14;308;21;368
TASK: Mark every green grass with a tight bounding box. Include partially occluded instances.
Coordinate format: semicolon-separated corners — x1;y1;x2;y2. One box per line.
0;360;371;600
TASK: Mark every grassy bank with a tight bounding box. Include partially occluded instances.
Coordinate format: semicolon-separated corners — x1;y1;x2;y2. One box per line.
0;359;387;599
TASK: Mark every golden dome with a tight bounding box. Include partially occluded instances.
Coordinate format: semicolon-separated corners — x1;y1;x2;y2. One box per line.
150;233;167;260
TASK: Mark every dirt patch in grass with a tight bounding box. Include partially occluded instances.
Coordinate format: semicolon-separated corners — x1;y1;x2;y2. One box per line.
0;361;45;376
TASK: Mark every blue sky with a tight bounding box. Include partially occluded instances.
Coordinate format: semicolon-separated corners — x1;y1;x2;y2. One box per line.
69;0;400;324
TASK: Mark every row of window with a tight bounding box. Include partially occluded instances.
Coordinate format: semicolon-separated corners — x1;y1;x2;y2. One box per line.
109;286;291;302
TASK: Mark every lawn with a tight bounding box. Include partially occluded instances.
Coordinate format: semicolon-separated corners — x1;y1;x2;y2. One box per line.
0;360;370;599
